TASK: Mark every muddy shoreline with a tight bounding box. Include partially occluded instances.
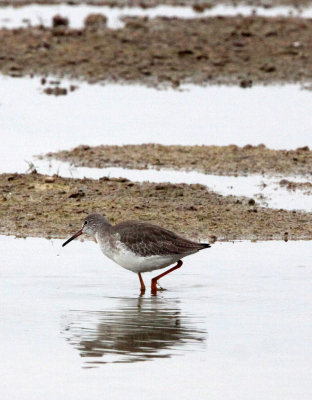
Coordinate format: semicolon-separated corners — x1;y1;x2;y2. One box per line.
2;16;312;86
2;172;312;241
0;0;311;8
279;178;312;192
45;144;312;176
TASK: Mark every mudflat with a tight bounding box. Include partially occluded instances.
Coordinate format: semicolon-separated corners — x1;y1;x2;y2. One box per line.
2;172;312;241
45;144;312;176
2;16;312;86
0;0;311;7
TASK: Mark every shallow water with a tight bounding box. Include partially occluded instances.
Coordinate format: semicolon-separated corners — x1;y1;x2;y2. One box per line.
2;75;312;175
0;4;310;30
1;235;312;399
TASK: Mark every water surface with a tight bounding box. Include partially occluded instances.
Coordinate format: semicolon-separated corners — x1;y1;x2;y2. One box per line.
1;236;311;399
2;76;312;174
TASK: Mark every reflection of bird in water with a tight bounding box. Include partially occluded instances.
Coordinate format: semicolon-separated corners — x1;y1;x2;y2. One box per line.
62;297;206;367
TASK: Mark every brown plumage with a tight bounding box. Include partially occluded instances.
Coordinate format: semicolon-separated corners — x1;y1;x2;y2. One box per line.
114;221;210;257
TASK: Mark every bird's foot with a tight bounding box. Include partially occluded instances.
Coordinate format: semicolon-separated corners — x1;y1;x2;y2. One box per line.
156;283;166;291
150;280;166;295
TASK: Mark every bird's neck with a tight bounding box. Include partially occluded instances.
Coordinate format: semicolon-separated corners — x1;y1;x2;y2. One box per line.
96;221;113;240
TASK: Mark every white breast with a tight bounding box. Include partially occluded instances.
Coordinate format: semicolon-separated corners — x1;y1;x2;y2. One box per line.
96;233;180;273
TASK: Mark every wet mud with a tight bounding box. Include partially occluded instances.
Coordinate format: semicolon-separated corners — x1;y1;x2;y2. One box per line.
45;144;312;176
0;0;311;8
2;172;312;241
279;178;312;192
2;16;312;86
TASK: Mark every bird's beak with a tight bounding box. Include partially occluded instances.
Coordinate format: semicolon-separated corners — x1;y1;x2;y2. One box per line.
62;228;83;247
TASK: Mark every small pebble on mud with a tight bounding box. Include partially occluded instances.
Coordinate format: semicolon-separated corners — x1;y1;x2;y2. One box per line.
44;87;68;96
84;14;107;31
44;176;55;183
52;15;69;28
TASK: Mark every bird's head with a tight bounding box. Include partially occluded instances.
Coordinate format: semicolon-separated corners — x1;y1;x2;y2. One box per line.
62;214;111;247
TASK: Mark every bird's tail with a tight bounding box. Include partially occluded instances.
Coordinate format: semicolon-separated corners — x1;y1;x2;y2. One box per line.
201;243;211;248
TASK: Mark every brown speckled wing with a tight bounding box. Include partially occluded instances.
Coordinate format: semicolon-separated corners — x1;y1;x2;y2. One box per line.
113;221;209;257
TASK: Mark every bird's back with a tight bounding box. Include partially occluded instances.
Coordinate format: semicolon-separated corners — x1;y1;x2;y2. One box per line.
113;220;210;257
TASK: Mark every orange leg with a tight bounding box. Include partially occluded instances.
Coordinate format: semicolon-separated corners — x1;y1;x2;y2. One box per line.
151;260;183;294
138;272;146;293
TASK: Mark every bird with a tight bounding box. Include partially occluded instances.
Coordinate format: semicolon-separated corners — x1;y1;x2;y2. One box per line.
62;213;210;294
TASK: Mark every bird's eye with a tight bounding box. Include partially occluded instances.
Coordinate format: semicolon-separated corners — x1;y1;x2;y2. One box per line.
84;220;88;225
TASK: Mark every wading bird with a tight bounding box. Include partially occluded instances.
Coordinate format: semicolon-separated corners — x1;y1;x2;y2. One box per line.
63;214;210;294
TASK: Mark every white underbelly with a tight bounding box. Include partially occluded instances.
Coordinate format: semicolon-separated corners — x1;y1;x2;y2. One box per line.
111;252;180;273
96;234;181;273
